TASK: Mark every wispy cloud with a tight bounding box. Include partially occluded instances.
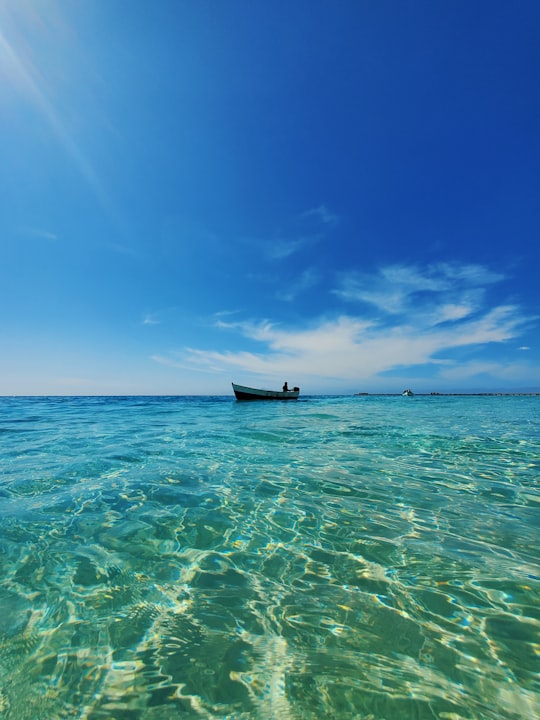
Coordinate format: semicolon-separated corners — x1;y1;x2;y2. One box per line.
302;204;339;226
254;204;338;262
152;354;198;371
153;262;535;390
334;263;503;315
438;359;539;384
189;309;523;378
276;267;321;301
264;235;319;261
18;227;59;241
142;313;161;326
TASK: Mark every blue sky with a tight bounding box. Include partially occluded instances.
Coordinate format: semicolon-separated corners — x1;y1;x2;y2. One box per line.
1;1;539;395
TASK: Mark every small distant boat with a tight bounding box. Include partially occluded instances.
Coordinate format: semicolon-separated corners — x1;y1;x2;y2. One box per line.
402;389;414;396
232;383;300;401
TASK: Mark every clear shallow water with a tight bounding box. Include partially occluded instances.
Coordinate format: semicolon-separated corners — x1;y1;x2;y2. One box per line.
0;394;538;720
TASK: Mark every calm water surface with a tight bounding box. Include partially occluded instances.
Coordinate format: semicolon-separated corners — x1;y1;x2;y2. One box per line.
0;395;538;719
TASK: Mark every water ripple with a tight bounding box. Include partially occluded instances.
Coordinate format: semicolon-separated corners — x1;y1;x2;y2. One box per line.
0;395;538;718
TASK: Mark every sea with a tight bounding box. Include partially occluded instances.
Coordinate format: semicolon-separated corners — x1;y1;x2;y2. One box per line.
0;394;538;720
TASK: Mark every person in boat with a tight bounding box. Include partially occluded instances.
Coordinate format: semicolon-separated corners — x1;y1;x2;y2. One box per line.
283;382;289;392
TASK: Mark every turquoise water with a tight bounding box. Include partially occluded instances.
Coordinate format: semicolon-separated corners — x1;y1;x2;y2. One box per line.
0;394;538;719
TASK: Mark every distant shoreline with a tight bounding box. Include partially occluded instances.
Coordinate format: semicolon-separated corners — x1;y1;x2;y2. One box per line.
354;392;540;397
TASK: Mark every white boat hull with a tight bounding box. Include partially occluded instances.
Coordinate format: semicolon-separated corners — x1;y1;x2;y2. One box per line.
232;383;300;400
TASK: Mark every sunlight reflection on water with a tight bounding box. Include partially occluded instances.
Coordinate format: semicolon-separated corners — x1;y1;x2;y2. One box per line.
0;395;538;718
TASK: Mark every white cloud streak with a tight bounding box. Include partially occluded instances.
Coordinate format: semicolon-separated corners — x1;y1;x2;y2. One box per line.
153;263;535;390
333;263;503;316
265;236;319;261
302;204;339;226
18;227;59;241
256;204;338;262
276;268;321;301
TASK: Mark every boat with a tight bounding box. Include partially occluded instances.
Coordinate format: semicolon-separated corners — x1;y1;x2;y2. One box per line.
402;389;414;396
232;383;300;401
